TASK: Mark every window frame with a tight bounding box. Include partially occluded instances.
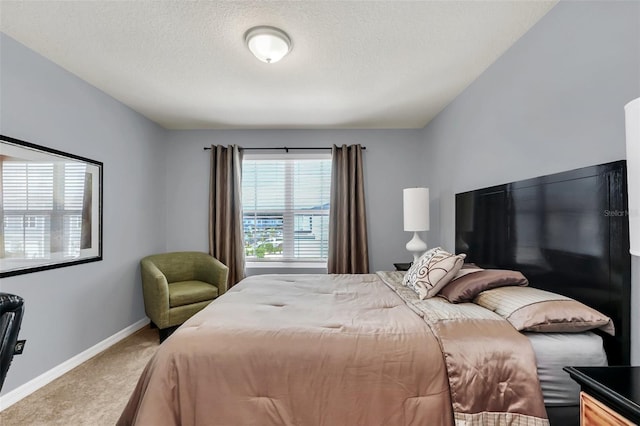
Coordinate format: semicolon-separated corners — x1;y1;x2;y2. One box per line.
242;152;331;267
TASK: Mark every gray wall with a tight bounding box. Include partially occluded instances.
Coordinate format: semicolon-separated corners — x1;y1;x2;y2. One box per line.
0;34;167;395
164;129;424;273
420;1;640;362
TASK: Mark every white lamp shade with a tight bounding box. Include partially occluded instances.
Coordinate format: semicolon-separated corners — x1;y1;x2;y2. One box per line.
403;188;430;232
626;97;640;256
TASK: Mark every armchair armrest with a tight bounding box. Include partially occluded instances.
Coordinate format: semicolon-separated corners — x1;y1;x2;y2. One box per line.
196;255;229;296
140;259;170;327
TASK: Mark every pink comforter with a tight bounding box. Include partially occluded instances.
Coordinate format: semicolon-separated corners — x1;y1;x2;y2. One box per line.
119;274;453;425
119;273;548;425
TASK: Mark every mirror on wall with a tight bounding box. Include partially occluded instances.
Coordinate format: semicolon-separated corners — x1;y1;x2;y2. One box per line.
0;135;103;278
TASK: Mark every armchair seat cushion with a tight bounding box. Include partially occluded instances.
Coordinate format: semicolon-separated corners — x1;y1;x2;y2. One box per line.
169;281;219;308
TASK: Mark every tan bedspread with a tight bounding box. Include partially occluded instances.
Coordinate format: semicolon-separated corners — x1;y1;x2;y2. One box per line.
118;274;454;426
119;273;549;426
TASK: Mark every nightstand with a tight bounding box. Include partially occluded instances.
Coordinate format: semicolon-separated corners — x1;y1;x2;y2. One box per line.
564;366;640;426
393;262;412;271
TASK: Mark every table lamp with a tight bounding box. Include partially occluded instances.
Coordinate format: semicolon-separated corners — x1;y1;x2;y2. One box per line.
403;188;430;262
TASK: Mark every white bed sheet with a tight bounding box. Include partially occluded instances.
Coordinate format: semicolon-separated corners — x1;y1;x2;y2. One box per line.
525;331;608;406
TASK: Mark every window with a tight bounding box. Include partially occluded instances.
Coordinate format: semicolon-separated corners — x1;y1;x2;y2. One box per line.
2;161;87;259
242;154;331;263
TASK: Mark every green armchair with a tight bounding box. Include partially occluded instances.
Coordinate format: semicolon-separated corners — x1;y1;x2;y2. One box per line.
140;251;229;342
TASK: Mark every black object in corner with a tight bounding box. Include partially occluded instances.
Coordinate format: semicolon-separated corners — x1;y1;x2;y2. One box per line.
0;293;25;391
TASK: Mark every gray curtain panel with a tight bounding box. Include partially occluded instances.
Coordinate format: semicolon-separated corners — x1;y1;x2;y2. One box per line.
209;144;245;286
328;144;369;274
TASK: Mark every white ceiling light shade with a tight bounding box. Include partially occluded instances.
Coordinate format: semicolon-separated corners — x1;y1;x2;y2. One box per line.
245;26;292;64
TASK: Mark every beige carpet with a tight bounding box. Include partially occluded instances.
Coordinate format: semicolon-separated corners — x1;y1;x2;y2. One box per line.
0;325;159;426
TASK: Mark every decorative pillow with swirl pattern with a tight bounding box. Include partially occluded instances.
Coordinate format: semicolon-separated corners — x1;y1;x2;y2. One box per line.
402;247;465;300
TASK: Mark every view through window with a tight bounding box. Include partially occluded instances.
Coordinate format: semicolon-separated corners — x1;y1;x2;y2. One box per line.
2;161;87;259
242;154;331;262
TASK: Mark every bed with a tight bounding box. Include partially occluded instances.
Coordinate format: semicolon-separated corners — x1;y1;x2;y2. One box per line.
120;272;551;426
118;161;631;426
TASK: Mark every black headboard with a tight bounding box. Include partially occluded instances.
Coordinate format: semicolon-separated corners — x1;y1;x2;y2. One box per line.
455;160;631;365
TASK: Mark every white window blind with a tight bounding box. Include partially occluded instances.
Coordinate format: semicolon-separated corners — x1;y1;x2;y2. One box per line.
242;154;332;262
2;161;86;259
2;163;54;210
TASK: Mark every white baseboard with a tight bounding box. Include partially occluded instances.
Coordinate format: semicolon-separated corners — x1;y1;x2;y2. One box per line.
0;317;150;411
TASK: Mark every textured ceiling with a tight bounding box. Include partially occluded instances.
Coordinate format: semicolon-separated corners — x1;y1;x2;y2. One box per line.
0;1;557;130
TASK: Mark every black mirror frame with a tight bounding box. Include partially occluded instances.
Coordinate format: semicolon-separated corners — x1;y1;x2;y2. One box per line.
0;135;103;278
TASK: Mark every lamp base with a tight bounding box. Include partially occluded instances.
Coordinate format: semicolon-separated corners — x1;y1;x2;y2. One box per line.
406;232;427;263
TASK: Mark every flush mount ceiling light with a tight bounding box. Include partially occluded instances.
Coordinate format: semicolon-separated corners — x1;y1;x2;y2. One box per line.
245;26;292;64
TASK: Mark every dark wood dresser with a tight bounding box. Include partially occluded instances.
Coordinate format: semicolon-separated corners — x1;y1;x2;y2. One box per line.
564;366;640;426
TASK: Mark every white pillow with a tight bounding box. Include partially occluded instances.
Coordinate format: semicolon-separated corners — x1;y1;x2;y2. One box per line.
403;247;465;300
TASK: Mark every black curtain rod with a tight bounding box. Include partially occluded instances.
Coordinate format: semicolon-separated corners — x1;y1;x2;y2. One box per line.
203;146;366;153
